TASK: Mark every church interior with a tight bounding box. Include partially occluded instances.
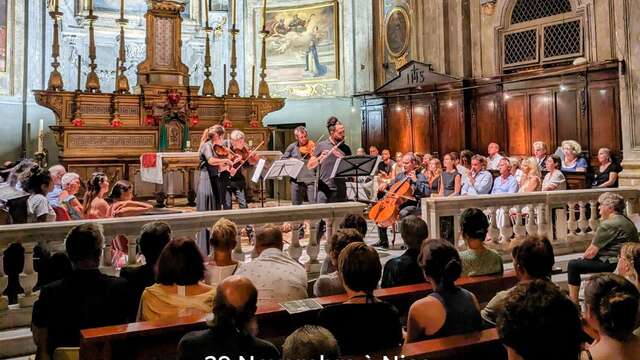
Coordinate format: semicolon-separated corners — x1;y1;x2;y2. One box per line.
1;0;640;359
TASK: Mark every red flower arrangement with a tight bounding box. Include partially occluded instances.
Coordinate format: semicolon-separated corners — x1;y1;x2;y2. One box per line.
111;115;123;128
71;117;84;127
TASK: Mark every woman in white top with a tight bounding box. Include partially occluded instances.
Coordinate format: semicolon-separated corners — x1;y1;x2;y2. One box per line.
542;155;567;191
22;165;56;223
205;217;242;288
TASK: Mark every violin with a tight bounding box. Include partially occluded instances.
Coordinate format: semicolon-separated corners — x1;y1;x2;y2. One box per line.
369;175;415;228
299;140;316;158
219;141;264;177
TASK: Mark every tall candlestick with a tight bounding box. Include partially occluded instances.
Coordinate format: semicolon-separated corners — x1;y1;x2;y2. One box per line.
231;0;236;27
204;0;209;27
120;0;124;20
262;0;267;32
251;65;255;97
223;64;227;95
88;0;93;16
37;119;44;154
54;0;59;13
76;55;81;91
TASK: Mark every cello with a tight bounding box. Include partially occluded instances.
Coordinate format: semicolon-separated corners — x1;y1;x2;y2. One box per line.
368;175;415;228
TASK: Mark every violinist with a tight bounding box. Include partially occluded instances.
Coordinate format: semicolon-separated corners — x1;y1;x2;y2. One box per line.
375;153;429;248
282;126;317;205
197;125;232;212
222;130;259;210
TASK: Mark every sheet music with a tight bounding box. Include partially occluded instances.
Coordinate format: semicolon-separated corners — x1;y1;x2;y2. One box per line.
251;158;267;183
265;158;305;179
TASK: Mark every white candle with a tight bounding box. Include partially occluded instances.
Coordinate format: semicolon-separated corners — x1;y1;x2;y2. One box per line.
120;0;124;19
231;0;236;27
37;119;44;153
204;0;209;27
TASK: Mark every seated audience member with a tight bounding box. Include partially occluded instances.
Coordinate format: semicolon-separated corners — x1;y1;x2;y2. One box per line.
491;158;518;194
236;225;307;304
381;215;428;288
369;146;379;158
481;235;555;326
561;139;589;172
405;239;482;343
486;142;504;170
321;213;368;275
46;165;66;207
59;172;83;220
581;274;640;360
83;172;110;219
106;180;153;217
283;325;340;360
533;141;549;171
421;153;433;170
314;229;364;296
615;242;640;289
22;165;56;223
318;243;403;354
461;155;492;195
177;276;280;360
119;221;171;319
31;223;129;358
593;147;621;188
392;151;404;177
542;154;567;191
205;218;242;288
509;157;524;184
356;147;366;156
518;157;541;192
138;237;215;321
425;158;442;194
459;208;503;277
458;150;473;176
497;280;583;360
439;153;461;196
377;149;395;181
568;192;640;303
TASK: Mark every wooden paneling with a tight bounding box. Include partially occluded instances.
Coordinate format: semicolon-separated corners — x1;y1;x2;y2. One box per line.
505;94;528;156
412;104;432;154
555;90;579;144
529;92;554;149
475;94;500;153
589;84;620;157
364;107;385;149
437;98;464;155
388;103;413;153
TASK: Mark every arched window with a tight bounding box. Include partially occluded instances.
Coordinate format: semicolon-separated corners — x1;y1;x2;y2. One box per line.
501;0;583;71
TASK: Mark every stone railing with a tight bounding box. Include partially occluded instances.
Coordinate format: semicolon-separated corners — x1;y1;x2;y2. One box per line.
0;202;366;320
422;187;640;255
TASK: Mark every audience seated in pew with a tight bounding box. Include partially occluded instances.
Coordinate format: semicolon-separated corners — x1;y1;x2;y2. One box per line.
439;153;461;197
517;157;541;193
83;172;111;219
46;165;66;208
561;140;589;172
119;221;172;320
58;172;83;220
205;217;243;289
487;143;504;171
405;239;483;343
533;141;549;171
593;147;621;188
106;180;153;218
282;325;340;360
318;242;403;355
321;213;368;275
498;280;583;360
568;192;640;303
615;242;640;289
22;165;56;223
459;208;503;277
461;155;493;195
581;273;640;360
177;276;280;360
236;225;308;305
137;237;215;321
32;223;129;359
314;228;363;297
381;215;428;288
482;235;555;326
491;158;519;195
542;155;567;191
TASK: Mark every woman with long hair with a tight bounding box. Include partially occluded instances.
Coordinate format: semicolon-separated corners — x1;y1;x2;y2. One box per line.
83;172;110;219
439;153;461;197
106;180;152;217
424;158;442;195
21;165;56;223
518;157;541;193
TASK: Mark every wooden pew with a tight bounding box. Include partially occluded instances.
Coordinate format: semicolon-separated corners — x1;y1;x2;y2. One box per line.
79;272;517;360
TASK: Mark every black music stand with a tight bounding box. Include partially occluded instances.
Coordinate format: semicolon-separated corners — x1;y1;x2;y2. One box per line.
331;155;379;202
265;159;305;206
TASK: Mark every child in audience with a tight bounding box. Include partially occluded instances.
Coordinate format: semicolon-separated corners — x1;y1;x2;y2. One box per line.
22;165;56;223
581;273;640;360
405;239;482;343
459;208;503;277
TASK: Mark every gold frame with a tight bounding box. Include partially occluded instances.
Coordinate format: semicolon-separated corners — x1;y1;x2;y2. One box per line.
384;6;411;59
259;0;340;84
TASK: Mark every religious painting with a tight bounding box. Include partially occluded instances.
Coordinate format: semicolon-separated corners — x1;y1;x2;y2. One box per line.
86;0;191;17
262;1;339;83
384;6;410;58
0;0;7;72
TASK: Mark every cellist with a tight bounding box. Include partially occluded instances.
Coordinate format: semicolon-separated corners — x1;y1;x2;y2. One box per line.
375;152;430;248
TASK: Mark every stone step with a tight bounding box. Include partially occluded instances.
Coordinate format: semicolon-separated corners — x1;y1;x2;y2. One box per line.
0;327;36;359
0;305;32;331
3;355;35;360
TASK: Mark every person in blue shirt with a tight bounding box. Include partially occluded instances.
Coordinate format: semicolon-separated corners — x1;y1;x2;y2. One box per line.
560;139;588;172
461;155;493;195
46;165;66;207
491;158;519;194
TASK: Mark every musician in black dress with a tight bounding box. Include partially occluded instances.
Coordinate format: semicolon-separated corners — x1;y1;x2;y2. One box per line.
281;126;316;204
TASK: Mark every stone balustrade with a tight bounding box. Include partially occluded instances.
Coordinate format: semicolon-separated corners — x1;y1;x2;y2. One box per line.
0;202;366;319
422;187;640;255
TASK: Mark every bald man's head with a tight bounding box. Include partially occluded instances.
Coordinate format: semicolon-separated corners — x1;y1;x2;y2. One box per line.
211;275;258;330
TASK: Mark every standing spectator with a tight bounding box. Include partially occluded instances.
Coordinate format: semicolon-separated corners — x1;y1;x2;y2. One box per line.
22;166;56;223
205;218;242;289
31;223;129;359
459;208;503;277
561;140;588;172
542;155;566;191
439;153;461;196
615;242;640;289
497;280;583;360
83;172;110;219
46;165;66;207
581;274;640;360
481;235;555;326
405;239;482;343
567;192;639;303
236;225;307;304
486;143;504;170
283;325;340;360
59;172;83;220
491;158;518;194
119;221;172;320
177;276;280;360
461;155;493;195
318;243;403;354
381;215;428;288
533;141;549;171
138;237;215;321
592;147;621;188
314;229;363;297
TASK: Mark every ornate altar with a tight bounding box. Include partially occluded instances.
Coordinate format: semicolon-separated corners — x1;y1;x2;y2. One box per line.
34;0;283;196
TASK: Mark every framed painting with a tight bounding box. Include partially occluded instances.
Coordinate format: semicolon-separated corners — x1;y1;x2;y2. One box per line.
0;0;7;72
262;0;339;83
